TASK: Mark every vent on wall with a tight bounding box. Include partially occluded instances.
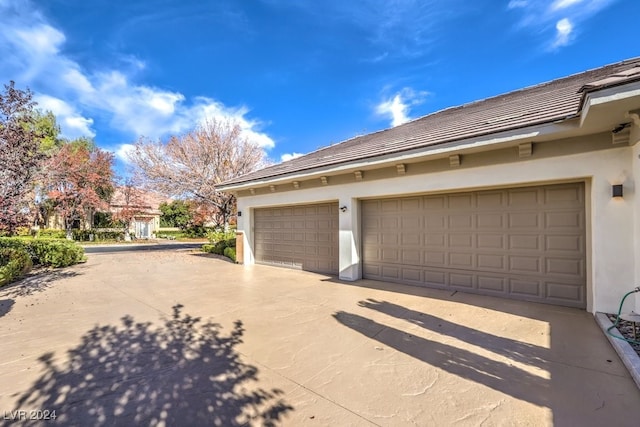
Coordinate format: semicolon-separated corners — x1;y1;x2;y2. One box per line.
612;128;630;145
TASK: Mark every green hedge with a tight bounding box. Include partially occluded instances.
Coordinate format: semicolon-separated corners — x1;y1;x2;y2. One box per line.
223;247;236;262
72;229;126;241
29;240;85;267
202;238;237;262
0;238;85;268
37;229;67;239
0;247;33;286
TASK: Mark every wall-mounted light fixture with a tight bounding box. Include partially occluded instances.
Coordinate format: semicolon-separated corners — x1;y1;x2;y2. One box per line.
340;206;348;213
612;184;623;198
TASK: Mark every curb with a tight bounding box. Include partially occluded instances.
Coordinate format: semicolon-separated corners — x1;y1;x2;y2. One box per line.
595;312;640;390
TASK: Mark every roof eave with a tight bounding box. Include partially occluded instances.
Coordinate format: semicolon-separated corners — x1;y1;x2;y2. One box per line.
218;119;578;192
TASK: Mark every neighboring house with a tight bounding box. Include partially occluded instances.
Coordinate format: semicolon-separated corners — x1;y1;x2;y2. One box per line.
109;188;168;239
219;57;640;315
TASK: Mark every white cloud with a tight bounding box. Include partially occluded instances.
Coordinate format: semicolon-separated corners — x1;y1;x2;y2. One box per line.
0;0;276;148
507;0;618;49
550;0;583;11
375;88;429;127
114;143;136;164
34;94;95;139
377;95;410;127
552;18;573;48
508;0;529;9
13;24;65;55
280;152;303;162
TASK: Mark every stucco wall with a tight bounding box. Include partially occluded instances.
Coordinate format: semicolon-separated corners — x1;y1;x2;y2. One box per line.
237;141;636;314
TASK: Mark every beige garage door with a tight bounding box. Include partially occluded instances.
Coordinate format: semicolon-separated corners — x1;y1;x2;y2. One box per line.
362;183;586;308
254;203;339;274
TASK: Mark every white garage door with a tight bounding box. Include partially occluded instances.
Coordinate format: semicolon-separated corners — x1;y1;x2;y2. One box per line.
254;203;339;274
362;183;586;308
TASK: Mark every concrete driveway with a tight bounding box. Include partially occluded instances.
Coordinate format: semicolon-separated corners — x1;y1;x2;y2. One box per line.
1;250;638;426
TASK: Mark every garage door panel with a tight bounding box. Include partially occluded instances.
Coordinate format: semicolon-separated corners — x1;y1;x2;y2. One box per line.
362;182;586;308
510;279;541;297
449;234;473;248
426;214;446;229
546;258;584;276
508;212;540;229
509;256;541;273
449;194;474;209
477;234;505;249
545;211;582;228
509;234;540;250
450;273;474;288
477;254;505;270
425;270;446;285
450;214;474;228
477;192;504;209
546;235;582;251
449;253;474;268
544;185;583;204
477;213;504;228
508;188;540;207
478;276;506;292
255;202;338;275
546;282;583;303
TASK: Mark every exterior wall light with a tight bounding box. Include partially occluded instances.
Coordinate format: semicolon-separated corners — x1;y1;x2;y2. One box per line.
612;184;623;198
340;206;347;213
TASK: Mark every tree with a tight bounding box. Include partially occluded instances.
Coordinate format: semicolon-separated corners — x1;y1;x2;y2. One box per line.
0;81;45;235
44;140;115;239
31;110;62;154
111;179;147;241
129;118;268;228
159;200;192;228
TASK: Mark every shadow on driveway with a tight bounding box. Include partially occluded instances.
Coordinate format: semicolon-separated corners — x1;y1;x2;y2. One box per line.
0;269;80;298
0;299;14;318
12;305;293;426
333;310;550;408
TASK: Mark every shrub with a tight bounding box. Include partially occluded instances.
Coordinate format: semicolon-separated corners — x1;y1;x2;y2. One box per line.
0;247;33;286
223;247;236;262
184;225;207;238
29;240;85;267
38;229;67;239
201;244;216;253
206;229;236;244
0;237;85;268
72;229;126;241
202;243;236;262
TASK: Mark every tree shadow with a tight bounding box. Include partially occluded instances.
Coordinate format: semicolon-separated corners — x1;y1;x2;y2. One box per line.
333;311;550;408
0;298;14;318
12;305;293;426
0;268;80;298
357;299;548;368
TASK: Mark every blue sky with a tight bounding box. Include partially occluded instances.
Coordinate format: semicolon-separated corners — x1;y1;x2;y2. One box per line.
1;0;638;173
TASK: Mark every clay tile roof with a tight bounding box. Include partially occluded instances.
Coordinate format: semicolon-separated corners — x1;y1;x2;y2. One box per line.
220;57;640;188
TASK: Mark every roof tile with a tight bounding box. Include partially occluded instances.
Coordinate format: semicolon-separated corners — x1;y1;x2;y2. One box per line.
222;57;640;187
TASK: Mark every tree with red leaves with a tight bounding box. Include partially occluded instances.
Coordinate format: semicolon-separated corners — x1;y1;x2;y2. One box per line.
0;81;45;235
45;139;115;239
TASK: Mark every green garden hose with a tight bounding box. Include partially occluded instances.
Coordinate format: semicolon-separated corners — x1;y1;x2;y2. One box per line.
606;287;640;345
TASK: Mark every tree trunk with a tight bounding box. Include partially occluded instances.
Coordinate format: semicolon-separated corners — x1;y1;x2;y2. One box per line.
124;222;132;241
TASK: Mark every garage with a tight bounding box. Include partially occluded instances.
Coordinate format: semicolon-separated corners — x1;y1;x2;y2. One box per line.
362;183;586;308
254;202;339;274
